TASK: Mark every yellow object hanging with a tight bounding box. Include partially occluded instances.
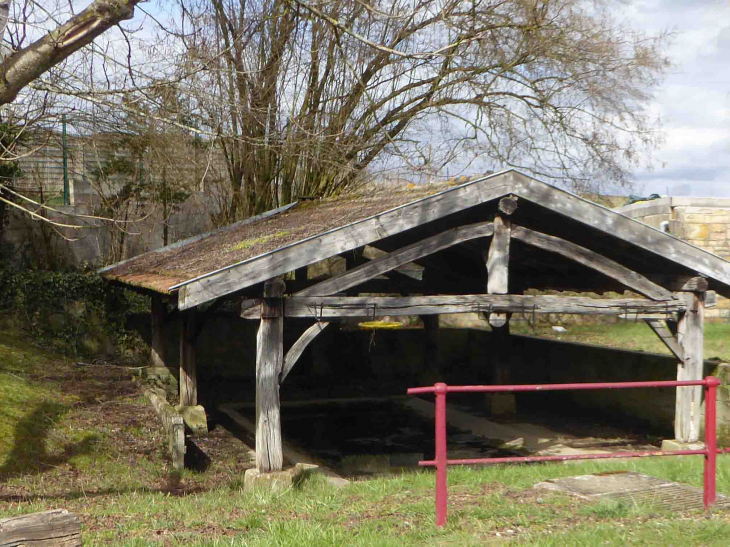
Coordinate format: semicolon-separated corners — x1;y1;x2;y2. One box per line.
358;320;403;330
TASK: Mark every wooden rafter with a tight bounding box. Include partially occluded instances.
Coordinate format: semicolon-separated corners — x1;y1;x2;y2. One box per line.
644;319;684;361
511;225;675;301
297;221;494;297
280;322;331;383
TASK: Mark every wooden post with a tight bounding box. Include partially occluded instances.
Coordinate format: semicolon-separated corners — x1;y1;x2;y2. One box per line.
179;310;197;407
421;315;440;383
484;210;515;416
486;215;510;328
151;294;167;369
256;278;285;472
676;291;705;443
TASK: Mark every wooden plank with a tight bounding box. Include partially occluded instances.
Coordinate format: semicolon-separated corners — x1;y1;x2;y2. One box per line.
511;225;675;301
486;216;510;328
0;509;81;547
281;322;331;383
645;319;684;361
179;310;197;407
151;294;167;369
176;175;514;309
256;279;285;472
674;292;704;443
297;221;494;297
279;295;685;319
511;172;730;287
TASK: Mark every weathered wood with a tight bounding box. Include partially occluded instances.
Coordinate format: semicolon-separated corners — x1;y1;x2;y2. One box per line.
0;509;81;547
179;310;197;407
510;171;730;288
486;216;510;327
421;315;440;383
278;295;685;319
144;387;186;469
297;221;494;297
281;322;331;383
511;225;675;301
151;294;167;369
671;276;709;293
176;174;514;309
498;196;518;215
675;291;704;443
645;319;684;362
256;279;285;472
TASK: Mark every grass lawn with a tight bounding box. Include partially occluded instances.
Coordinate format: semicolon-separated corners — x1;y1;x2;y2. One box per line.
511;321;730;362
2;326;730;545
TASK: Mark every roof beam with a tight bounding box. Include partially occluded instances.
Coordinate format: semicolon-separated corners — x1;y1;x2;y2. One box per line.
241;294;686;319
176;174;514;309
511;225;675;301
297;221;494;297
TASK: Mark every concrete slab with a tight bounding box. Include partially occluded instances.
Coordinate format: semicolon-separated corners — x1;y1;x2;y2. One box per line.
535;471;730;511
403;398;607;457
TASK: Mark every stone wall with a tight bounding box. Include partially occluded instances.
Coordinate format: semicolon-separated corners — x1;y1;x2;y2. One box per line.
617;197;730;320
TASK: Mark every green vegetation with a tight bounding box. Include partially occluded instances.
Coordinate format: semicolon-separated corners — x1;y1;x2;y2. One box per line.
2;326;730;545
230;231;292;252
511;321;730;362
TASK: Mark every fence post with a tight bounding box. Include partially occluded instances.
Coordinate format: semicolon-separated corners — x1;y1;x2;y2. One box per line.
435;382;448;527
704;377;720;510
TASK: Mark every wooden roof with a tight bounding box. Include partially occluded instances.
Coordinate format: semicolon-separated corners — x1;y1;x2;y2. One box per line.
100;170;730;309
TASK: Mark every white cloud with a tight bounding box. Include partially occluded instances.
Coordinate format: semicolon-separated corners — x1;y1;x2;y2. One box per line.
626;0;730;195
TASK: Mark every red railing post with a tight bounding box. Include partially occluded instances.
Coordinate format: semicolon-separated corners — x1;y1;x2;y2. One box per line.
434;382;448;527
704;377;720;510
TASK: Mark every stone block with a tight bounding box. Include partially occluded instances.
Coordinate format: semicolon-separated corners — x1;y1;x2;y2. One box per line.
660;439;705;452
176;405;208;435
294;462;349;487
485;393;516;417
686;224;710;239
244;468;296;494
712;223;727;233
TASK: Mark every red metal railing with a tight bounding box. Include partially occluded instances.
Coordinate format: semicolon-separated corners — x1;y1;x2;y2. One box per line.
407;378;724;527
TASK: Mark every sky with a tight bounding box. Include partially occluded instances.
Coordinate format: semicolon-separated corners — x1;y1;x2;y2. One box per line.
626;0;730;197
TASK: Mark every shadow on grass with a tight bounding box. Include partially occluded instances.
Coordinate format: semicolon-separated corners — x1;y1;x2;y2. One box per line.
0;401;97;479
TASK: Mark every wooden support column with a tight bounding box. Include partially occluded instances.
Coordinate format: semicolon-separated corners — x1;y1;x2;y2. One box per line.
484;198;516;416
675;291;705;443
420;315;440;384
179;309;197;407
256;278;285;472
151;294;167;369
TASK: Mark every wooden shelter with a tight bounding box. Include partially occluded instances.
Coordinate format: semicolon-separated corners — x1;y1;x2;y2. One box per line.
100;170;730;471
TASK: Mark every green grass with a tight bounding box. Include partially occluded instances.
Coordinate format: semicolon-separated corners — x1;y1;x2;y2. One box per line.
511;321;730;361
3;325;730;545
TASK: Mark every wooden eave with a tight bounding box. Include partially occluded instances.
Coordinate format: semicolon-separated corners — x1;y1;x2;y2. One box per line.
100;170;730;308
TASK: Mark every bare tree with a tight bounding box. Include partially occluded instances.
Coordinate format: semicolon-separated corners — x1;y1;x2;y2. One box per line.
169;0;669;220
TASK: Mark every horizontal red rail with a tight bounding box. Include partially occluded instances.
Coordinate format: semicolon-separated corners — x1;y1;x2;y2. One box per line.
419;448;730;467
409;378;723;527
407;379;712;395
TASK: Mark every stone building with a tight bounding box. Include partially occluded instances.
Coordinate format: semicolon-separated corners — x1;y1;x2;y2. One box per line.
618;197;730;320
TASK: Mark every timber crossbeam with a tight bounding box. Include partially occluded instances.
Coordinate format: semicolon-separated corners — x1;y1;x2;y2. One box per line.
241;295;685;319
